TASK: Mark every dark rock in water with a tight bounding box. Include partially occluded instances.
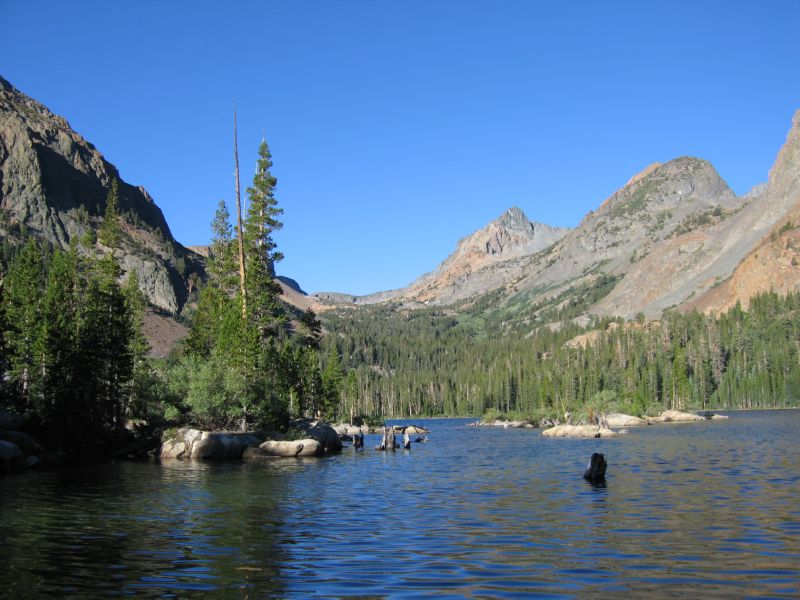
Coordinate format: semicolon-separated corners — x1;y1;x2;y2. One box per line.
0;430;43;457
0;439;24;473
583;452;607;482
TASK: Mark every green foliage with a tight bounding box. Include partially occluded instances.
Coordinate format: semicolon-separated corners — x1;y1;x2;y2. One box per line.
607;176;662;219
162;136;323;432
244;139;284;341
0;239;148;450
208;199;237;290
773;220;797;241
99;178;122;249
318;288;800;420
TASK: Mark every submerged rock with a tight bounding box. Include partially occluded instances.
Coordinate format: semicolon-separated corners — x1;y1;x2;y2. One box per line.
541;424;621;438
473;419;536;428
160;429;264;460
257;439;321;458
392;425;429;435
0;439;24;473
697;411;730;420
653;410;706;423
605;413;650;427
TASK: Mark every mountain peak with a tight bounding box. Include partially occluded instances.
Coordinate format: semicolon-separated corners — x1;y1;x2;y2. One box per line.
497;206;528;227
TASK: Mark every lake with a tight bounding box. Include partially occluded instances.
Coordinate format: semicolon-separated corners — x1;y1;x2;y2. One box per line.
1;410;799;597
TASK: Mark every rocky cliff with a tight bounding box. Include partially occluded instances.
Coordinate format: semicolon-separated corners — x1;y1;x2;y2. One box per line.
0;75;202;313
683;110;800;314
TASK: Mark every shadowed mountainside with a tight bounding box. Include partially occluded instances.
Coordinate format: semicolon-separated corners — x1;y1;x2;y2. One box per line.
0;75;203;314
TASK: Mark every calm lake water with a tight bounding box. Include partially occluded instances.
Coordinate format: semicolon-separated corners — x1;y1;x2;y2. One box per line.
1;410;799;598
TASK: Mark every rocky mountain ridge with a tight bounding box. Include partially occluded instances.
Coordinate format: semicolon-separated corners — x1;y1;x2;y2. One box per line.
4;73;797;330
313;207;569;306
313;110;800;326
0;75;202;313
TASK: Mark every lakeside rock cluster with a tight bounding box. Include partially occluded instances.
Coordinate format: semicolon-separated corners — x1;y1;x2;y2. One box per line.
159;421;430;461
470;409;730;439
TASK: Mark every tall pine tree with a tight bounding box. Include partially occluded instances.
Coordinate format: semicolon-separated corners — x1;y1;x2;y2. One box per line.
243;138;284;342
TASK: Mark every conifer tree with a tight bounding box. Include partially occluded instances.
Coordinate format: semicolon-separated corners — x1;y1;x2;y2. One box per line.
3;239;45;404
75;253;134;429
208;200;237;290
321;346;344;420
99;178;122;249
36;246;79;428
244;138;284;341
299;307;322;350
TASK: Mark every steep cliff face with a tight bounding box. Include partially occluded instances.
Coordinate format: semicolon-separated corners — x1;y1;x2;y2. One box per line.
683;110;800;314
0;75;202;313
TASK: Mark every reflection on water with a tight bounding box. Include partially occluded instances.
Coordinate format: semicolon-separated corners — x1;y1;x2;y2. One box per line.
1;410;799;597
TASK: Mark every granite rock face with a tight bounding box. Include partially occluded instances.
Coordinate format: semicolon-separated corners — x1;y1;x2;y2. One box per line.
0;75;203;314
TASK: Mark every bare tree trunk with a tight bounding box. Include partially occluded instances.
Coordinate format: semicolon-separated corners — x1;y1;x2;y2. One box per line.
379;426;396;451
233;108;247;319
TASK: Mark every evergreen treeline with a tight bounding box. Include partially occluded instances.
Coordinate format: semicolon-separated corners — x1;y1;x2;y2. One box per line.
0;181;149;451
318;290;800;420
0;139;344;454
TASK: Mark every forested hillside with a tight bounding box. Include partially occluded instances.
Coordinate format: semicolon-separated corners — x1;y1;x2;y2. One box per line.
319;290;800;420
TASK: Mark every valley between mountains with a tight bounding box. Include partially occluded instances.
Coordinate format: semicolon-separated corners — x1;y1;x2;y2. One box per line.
1;73;798;435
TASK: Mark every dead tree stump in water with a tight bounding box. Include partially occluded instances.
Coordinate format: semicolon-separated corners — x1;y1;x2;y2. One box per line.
378;427;396;451
583;453;607;483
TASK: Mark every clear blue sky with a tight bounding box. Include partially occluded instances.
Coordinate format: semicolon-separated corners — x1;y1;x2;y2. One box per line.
3;1;799;295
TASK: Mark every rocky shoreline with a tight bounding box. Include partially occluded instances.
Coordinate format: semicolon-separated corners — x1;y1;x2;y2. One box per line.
1;419;434;474
0;408;734;473
469;409;730;439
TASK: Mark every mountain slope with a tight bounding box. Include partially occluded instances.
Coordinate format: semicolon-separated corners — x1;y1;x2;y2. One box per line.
313;207;569;306
503;156;740;317
682;110;800;314
316;109;800;328
0;75;203;313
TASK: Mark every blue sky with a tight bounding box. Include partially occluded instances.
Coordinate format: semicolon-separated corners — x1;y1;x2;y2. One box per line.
3;1;799;295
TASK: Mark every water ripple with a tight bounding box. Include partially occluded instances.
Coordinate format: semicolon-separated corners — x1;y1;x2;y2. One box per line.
1;411;799;597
